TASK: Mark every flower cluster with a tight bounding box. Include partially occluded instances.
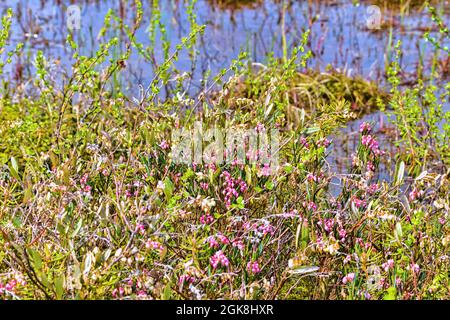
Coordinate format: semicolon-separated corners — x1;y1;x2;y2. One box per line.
359;122;372;133
352;197;367;209
382;259;394;272
179;274;196;286
247;261;261;274
210;250;230;269
145;240;164;253
221;171;248;208
361;134;384;156
342;273;356;284
0;275;26;296
206;233;230;248
303;201;318;211
200;214;214;225
409;187;424;201
79;173;92;195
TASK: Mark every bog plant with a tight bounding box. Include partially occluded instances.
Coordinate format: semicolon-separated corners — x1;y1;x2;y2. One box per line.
0;0;448;300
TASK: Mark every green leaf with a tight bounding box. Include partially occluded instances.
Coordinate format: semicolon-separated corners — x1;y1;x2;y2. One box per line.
12;216;21;228
395;222;403;240
265;180;274;191
164;178;174;199
284;163;293;174
301;223;309;247
28;248;43;271
245;165;252;186
383;287;397;300
295;224;301;249
395;161;405;185
415;170;428;181
9;156;20;181
83;252;93;276
55;275;65;300
181;168;194;182
162;282;172;300
71;219;83;238
288;265;319;275
305;127;320;134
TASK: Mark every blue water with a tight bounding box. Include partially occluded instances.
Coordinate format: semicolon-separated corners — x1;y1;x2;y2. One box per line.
2;0;449;95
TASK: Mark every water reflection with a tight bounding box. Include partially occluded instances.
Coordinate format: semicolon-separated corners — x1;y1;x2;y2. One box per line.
3;0;449;91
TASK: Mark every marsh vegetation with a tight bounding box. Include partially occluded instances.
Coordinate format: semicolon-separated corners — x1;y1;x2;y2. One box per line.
0;0;448;300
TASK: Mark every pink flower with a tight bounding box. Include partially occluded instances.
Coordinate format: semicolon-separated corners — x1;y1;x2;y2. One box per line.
159;140;170;150
366;161;375;172
303;201;317;211
206;236;219;248
343;255;352;264
411;263;420;274
258;222;275;236
200;214;214;225
112;287;125;298
232;238;245;251
137;290;147;297
221;171;247;208
338;228;347;240
382;259;394;272
317;138;331;148
146;240;164;253
323;218;334;232
255;123;265;133
135;223;146;235
5;281;15;292
210;250;230;269
217;234;230;245
361;135;384;156
200;182;209;191
300;137;309;149
260;163;272;176
80;174;88;186
353;197;366;209
342;272;356;284
359;122;372;133
247;261;261;274
409;188;424;201
368;183;379;194
179;274;195;285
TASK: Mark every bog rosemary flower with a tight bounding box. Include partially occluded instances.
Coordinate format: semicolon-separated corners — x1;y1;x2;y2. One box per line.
361;134;384;156
159;140;170;150
200;214;214;225
145;240;164;253
342;273;355;284
247;261;261;274
382;259;394;272
210;250;230;269
359;122;372;133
